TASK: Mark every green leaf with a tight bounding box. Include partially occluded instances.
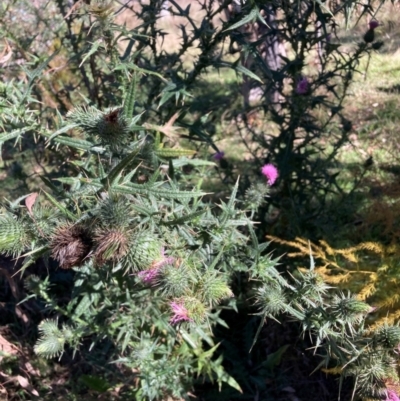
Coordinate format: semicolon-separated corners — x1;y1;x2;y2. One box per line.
79;40;103;67
114;62;167;82
50;135;98;151
171;158;216;168
215;61;263;83
180;330;198;349
47;124;78;141
263;344;290;371
224;8;258;31
102;148;140;188
17;246;49;277
218;370;242;393
123;71;137;119
0;126;31;145
221;177;239;225
163;209;208;226
80;375;111;393
54;177;81;186
113;182;207;200
155;148;196;158
42;191;77;221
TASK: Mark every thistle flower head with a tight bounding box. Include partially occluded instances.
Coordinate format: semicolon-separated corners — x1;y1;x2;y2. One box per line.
138;247;174;285
369;20;379;30
94;228;130;265
261;164;279;186
213;151;225;161
51;223;92;269
152;247;175;269
138;268;161;285
67;106;130;149
387;389;400;401
295;77;309;95
170;301;191;324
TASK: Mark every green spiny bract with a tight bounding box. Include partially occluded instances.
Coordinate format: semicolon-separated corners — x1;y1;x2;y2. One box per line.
122;234;163;272
0;213;31;257
256;285;288;316
180;296;207;324
331;293;371;325
198;271;233;306
244;182;270;211
373;324;400;350
28;204;59;238
159;263;194;297
345;351;396;399
95;194;132;228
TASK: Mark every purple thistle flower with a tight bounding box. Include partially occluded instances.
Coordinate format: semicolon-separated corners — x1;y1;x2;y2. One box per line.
138;247;175;285
387;390;400;401
170;301;191;324
138;267;160;285
369;20;379;30
152;247;175;269
295;77;309;95
261;164;279;186
213;151;225;161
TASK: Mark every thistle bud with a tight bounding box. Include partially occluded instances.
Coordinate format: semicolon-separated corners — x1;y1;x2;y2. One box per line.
364;20;379;44
373;324;400;349
363;29;375;43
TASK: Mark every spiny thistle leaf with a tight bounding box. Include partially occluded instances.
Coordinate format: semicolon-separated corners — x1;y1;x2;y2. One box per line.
123;72;137;119
113;182;206;200
154;148;196;158
42;191;77;221
102;148;141;189
34;320;65;359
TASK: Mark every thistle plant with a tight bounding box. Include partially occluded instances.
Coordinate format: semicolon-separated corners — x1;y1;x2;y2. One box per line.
0;64;386;398
0;1;397;399
0;71;283;398
2;87;399;398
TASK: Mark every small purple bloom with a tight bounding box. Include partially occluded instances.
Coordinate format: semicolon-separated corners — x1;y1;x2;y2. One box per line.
387;389;400;401
369;20;379;30
326;33;332;43
213;151;225;161
138;267;160;284
296;77;309;95
261;164;279;186
138;247;174;285
152;247;175;269
170;301;191;324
